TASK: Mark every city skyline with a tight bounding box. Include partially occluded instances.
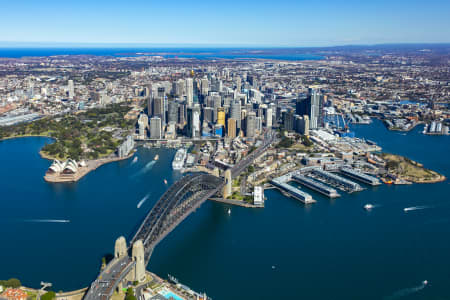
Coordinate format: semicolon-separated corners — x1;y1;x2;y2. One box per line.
1;0;449;46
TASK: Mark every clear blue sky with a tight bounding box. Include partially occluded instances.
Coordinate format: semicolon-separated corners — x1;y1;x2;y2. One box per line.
0;0;449;46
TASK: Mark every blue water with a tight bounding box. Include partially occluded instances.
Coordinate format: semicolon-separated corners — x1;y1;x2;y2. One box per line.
0;119;449;300
0;48;323;61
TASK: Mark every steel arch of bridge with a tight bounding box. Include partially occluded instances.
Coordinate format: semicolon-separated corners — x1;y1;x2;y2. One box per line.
130;172;224;263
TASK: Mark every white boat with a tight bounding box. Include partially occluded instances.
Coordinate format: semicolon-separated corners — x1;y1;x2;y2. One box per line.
172;148;187;170
154;154;159;161
132;156;138;163
423;280;428;285
364;204;374;211
164;179;168;185
227;208;231;215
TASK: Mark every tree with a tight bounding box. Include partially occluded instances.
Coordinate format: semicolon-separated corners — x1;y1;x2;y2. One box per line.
125;288;136;300
0;278;21;288
41;291;56;300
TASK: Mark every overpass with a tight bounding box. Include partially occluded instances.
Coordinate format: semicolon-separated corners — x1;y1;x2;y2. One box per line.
84;130;277;300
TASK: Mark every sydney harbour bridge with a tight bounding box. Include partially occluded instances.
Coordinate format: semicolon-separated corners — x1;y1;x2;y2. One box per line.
84;131;276;300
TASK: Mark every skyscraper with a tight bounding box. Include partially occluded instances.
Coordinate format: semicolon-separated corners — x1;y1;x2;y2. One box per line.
137;113;148;138
168;101;178;124
227;118;237;138
187;105;201;138
246;112;257;137
230;100;241;129
185;78;193;107
68;80;74;99
201;77;209;96
296;89;324;129
217;107;226;126
147;96;153;117
309;89;321;129
149;117;162;139
282;110;295;131
265;107;273;128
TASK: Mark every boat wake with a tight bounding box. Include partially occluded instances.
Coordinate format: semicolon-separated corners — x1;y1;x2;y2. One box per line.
404;206;431;212
384;281;428;300
24;219;70;223
132;161;156;177
137;194;150;208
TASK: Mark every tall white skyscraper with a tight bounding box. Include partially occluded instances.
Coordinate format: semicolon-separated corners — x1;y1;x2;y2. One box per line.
266;108;273;128
68;80;74;99
185;78;193;107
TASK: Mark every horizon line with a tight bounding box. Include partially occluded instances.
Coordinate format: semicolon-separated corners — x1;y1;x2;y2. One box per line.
0;41;450;49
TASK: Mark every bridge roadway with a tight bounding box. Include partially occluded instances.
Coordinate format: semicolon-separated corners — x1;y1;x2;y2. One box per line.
84;130;276;300
84;257;135;300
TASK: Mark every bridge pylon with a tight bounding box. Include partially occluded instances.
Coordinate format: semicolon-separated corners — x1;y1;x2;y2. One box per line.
223;169;232;198
132;240;146;282
114;236;127;259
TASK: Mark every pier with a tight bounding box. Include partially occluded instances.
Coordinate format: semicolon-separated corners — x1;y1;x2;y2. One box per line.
292;173;341;198
308;168;363;193
340;167;381;186
271;174;316;204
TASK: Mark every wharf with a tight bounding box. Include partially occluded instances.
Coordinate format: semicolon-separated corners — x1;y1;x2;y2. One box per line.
271;174;316;204
308;168;363;193
292;174;340;198
339;167;381;186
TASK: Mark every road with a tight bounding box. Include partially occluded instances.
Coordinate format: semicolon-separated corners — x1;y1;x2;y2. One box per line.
84;257;134;300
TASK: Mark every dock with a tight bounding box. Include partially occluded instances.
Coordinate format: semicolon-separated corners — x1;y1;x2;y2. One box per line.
308;168;363;192
340;167;381;186
292;174;341;198
271;174;316;204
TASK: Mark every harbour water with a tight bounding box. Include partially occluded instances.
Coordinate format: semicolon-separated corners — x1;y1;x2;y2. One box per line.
0;119;449;300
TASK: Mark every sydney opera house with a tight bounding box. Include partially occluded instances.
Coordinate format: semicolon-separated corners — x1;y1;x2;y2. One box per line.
46;159;87;176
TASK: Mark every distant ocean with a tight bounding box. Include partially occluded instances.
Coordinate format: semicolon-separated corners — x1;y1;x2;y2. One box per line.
0;48;324;61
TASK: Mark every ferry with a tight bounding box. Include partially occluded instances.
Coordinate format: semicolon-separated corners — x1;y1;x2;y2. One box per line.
154;154;159;161
172;148;187;170
364;204;374;211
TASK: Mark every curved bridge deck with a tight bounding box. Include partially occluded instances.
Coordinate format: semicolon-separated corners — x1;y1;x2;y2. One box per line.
130;172;225;263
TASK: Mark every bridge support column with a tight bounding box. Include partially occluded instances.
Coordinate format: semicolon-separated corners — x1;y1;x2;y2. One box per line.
223;169;232;199
114;236;127;259
132;240;146;283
